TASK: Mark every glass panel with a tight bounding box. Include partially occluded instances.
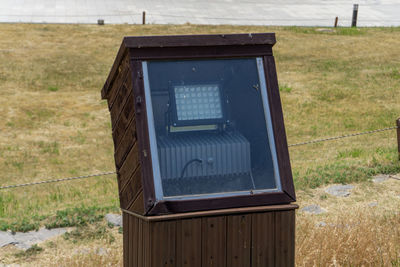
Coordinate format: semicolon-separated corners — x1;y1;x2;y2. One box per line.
143;58;281;199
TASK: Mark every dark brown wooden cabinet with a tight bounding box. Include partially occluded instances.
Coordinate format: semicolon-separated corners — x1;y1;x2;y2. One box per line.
102;33;297;266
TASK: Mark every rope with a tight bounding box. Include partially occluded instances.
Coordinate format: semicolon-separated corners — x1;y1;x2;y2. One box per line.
288;126;398;147
1;125;398;190
0;171;116;190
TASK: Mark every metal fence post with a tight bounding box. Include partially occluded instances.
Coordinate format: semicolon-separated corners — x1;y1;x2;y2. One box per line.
352;4;359;27
397;118;400;160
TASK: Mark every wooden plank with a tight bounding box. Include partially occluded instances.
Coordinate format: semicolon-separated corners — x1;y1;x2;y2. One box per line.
112;92;135;150
128;214;134;267
263;56;296;201
251;212;275;267
107;54;129;108
227;215;251;267
124;204;298;222
130;60;156;213
149;221;176;267
142;220;151;267
137;218;144;267
110;80;130;128
120;166;142;209
123;33;276;48
129;45;272;60
176;218;202;267
118;142;140;192
102;44;127;99
275;210;295;267
131;216;139;267
123;213;129;266
148;192;294;215
114;117;137;169
128;190;145;215
201;216;227;267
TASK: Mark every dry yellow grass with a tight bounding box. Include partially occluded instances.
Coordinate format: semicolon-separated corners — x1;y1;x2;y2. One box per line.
1;177;399;266
0;23;399;266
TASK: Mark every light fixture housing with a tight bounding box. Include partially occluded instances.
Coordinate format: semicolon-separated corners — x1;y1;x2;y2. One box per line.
101;33;296;215
170;83;225;127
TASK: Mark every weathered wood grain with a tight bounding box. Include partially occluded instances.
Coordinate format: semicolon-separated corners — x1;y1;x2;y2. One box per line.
118;142;140;192
112;93;135;150
114;117;137;169
176;218;202;267
251;212;275;266
123;206;296;267
275;210;295;267
150;221;176;266
227;214;251;267
123;33;276;48
120;166;142;209
107;54;129;109
128;189;144;215
201;216;227;267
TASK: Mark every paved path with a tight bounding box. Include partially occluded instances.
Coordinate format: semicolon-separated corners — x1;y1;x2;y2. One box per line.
0;0;399;26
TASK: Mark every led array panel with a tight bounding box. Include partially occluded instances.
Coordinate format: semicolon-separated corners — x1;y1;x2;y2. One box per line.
174;84;223;121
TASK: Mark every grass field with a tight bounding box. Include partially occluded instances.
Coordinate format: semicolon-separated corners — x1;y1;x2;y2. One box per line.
0;24;399;266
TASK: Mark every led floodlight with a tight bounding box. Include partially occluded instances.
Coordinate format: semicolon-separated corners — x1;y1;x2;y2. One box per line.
171;84;225;127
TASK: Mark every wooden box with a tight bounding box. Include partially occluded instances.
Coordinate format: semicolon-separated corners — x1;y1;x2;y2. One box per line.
102;33;297;267
123;204;297;267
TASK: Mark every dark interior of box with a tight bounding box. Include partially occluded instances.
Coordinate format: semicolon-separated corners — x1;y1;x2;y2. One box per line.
147;58;278;197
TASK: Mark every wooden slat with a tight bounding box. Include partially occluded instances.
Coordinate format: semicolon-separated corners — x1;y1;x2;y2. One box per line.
131;216;139;267
107;54;129;109
102;43;127;99
114;118;137;169
251;212;275;267
118;143;140;192
142;220;151;267
275;210;295;267
129;45;272;60
130;60;156;213
227;214;251;267
201;216;227;267
128;190;145;215
120;166;142;209
111;80;130;128
176;218;202;267
128;214;134;267
123;33;276;48
150;221;176;267
137;218;144;267
263;55;296;201
148;192;294;215
123;213;129;266
129;204;298;222
112;92;135;150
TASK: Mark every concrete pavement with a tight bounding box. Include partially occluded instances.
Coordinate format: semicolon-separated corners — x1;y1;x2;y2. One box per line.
0;0;399;26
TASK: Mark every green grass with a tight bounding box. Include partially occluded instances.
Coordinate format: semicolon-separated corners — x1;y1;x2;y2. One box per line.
0;204;118;232
0;24;399;231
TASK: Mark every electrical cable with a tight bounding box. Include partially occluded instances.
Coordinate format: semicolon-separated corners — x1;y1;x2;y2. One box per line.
180;158;203;179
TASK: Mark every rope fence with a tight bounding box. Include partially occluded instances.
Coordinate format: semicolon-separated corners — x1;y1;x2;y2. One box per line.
0;171;116;190
1;124;398;190
288;126;398;147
